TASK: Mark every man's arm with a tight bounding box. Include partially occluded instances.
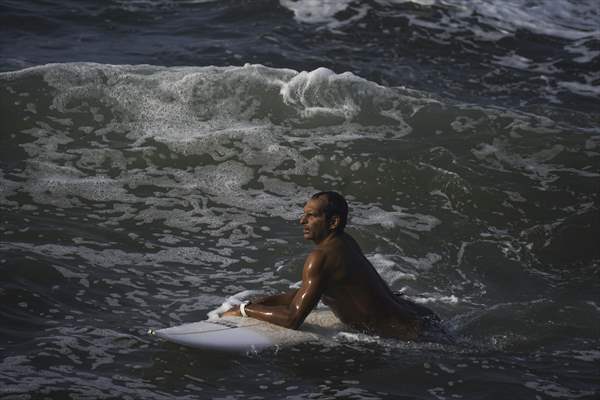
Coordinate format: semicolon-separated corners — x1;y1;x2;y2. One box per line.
221;290;297;318
223;251;328;330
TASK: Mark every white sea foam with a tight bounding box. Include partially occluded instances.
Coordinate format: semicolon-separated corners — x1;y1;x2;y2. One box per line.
6;242;236;270
493;53;533;71
207;290;263;319
334;331;379;344
281;68;360;120
525;379;596;398
280;0;354;24
553;349;600;362
400;253;442;271
53;265;90;288
471;139;565;187
585;301;600;312
558;80;600;98
473;137;600;184
368;253;417;285
279;0;369;30
412;294;460;304
352;204;441;232
385;0;600;41
566;40;600;63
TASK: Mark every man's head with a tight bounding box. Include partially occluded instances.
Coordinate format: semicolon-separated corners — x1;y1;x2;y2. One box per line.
311;191;348;232
300;191;348;243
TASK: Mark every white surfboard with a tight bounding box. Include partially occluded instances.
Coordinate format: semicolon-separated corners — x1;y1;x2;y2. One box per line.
148;309;345;352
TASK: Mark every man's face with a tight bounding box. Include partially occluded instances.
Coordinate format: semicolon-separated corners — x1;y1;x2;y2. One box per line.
299;197;330;243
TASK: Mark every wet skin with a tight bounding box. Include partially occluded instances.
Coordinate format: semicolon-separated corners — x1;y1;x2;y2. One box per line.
223;196;437;340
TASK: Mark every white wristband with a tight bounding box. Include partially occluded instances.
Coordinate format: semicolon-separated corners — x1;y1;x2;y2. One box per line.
240;301;250;318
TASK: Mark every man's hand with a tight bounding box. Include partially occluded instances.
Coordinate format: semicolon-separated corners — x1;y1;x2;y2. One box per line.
221;307;242;317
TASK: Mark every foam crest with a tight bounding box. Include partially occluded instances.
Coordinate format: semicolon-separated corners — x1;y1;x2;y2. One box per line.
33;63;416;140
281;67;410;126
280;0;353;24
280;0;369;30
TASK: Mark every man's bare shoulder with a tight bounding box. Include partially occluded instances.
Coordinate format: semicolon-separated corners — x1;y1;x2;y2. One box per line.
305;247;327;265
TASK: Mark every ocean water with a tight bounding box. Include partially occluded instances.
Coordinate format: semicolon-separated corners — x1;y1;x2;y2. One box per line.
1;1;599;399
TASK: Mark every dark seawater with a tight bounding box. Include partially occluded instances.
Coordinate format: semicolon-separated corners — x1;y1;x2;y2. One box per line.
1;1;599;399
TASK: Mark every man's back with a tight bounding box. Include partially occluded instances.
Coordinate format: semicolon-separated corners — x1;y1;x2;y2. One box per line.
318;233;436;339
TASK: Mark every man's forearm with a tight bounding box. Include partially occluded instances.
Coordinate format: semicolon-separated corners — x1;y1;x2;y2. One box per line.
244;303;303;330
220;289;300;319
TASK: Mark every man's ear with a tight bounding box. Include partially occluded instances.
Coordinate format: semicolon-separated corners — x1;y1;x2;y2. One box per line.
329;215;340;231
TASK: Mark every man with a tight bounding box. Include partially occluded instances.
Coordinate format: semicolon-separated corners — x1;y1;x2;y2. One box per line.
223;191;440;340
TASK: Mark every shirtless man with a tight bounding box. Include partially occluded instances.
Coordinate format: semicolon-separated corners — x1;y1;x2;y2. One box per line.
223;191;439;340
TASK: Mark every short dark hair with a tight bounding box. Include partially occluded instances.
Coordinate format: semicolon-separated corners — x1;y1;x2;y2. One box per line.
311;191;348;232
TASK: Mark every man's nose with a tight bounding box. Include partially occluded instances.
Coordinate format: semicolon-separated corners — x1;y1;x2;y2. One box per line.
299;214;306;224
